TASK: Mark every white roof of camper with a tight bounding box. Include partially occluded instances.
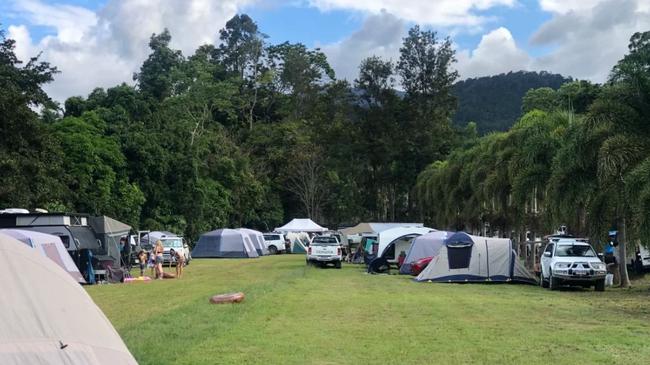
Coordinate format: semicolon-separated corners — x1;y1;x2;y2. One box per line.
377;226;435;256
341;222;423;236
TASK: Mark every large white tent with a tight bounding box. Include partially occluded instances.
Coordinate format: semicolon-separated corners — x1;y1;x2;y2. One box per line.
0;233;138;364
275;218;327;233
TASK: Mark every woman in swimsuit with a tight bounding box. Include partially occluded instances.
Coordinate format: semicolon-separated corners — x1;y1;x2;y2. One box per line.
154;240;164;279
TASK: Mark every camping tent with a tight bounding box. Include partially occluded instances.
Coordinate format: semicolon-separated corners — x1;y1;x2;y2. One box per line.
415;232;537;284
237;228;269;256
275;218;327;233
192;229;259;258
399;230;450;275
88;215;131;266
0;229;85;283
0;233;137;364
284;232;309;254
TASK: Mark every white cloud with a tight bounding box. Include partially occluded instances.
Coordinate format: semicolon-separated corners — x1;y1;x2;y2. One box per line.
8;0;256;102
7;25;34;63
308;0;516;26
538;0;610;14
531;0;650;82
14;0;97;43
456;27;530;78
321;11;405;83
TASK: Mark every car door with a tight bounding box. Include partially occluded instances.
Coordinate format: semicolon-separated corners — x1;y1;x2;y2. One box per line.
540;243;554;279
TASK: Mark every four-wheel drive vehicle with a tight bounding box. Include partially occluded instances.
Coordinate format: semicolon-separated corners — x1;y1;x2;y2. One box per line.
262;233;286;255
307;236;342;268
630;243;650;274
540;238;607;291
141;231;191;265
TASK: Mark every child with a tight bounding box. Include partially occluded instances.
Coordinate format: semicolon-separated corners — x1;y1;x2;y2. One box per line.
137;250;147;277
147;251;155;277
174;249;185;279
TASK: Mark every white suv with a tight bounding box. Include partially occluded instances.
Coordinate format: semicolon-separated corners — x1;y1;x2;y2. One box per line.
540;238;607;291
263;233;286;255
307;236;342;268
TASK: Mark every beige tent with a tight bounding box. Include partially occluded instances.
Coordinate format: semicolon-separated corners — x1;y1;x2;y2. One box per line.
0;233;138;364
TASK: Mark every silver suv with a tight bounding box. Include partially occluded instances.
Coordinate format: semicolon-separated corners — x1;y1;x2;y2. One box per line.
540;238;607;291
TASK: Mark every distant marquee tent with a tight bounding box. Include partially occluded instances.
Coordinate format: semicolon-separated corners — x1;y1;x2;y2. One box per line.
275;218;327;233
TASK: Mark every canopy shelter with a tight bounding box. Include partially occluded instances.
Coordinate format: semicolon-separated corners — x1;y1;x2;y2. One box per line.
192;229;259;258
399;230;450;275
237;228;269;256
88;216;131;266
0;233;137;364
415;233;537;284
275;218;327;233
0;229;85;283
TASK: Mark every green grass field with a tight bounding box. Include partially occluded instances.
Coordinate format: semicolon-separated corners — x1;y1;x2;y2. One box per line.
86;256;650;365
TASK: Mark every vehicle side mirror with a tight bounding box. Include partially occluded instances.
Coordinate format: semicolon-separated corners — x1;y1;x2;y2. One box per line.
183;244;188;249
543;252;551;257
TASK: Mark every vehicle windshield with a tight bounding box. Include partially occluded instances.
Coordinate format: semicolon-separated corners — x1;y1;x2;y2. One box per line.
312;237;338;245
264;235;280;240
163;238;183;248
555;244;596;257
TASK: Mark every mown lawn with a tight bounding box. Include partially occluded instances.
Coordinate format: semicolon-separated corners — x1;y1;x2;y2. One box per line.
86;255;650;365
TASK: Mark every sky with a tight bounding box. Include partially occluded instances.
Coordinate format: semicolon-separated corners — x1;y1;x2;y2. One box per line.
2;0;650;102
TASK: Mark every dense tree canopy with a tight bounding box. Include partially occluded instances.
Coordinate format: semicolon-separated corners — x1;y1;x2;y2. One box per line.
3;15;649;280
416;31;650;287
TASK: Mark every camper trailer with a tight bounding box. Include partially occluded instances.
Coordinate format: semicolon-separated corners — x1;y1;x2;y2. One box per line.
0;211;131;281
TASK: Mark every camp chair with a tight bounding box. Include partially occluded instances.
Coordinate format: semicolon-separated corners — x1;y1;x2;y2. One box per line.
100;260;129;283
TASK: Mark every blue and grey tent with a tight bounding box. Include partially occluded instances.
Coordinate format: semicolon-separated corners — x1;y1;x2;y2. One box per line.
399;231;450;275
415;233;536;284
192;229;259;258
237;228;269;256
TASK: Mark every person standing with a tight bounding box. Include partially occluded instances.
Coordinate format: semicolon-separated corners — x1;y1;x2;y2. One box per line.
137;250;147;277
154;241;164;279
605;232;620;286
174;249;185;279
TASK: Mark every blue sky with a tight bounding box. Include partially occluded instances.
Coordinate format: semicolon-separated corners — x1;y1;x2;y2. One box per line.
2;0;649;101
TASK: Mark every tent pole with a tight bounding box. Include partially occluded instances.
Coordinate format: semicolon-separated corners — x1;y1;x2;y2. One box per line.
485;239;490;280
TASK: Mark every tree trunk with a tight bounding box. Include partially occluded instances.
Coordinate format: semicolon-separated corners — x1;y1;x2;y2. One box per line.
618;217;632;288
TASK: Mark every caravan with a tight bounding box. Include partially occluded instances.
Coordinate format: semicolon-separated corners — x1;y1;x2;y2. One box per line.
0;211;131;282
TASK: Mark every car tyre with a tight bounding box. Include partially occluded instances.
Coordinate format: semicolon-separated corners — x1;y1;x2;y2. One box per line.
594;279;605;292
268;246;278;255
549;271;559;291
335;260;342;269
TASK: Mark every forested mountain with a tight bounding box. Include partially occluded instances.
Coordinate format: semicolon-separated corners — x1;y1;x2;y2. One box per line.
452;71;570;133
